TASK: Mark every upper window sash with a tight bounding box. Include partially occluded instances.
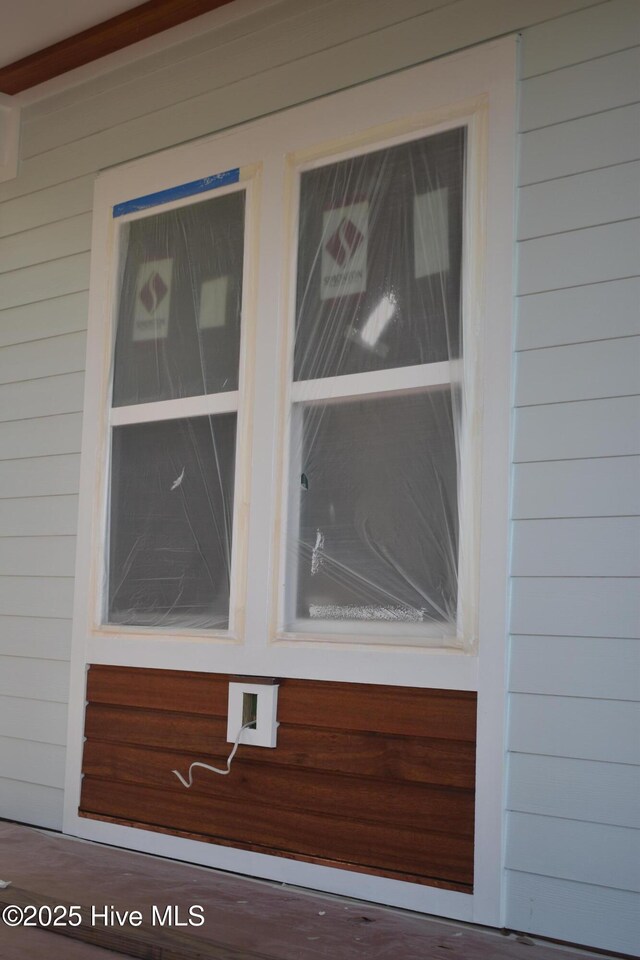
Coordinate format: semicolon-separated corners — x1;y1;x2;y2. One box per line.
108;177;247;413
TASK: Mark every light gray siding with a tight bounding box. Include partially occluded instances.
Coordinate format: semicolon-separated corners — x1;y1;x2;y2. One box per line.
508;2;640;952
509;754;640;828
512;457;640;518
0;172;85;828
0;0;637;952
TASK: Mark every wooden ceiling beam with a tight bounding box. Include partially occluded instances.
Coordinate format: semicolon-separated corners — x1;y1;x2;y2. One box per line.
0;0;236;95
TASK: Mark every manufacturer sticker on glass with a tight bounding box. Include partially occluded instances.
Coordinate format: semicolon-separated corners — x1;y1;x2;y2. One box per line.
321;201;368;300
133;258;173;341
414;188;449;279
198;276;229;330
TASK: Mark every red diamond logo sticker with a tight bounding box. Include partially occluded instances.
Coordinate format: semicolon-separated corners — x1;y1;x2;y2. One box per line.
325;217;364;267
139;271;168;314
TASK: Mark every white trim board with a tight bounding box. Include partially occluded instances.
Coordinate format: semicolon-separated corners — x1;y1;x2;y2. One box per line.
0;93;19;182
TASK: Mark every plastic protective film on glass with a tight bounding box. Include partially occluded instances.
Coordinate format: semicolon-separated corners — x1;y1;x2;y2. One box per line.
106;191;245;629
286;127;466;643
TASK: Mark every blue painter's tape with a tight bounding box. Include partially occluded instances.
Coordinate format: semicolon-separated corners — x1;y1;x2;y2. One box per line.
113;168;240;217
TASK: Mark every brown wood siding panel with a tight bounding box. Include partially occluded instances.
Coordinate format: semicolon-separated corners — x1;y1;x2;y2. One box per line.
85;665;229;714
81;741;474;836
280;680;476;740
81;666;476;890
84;703;476;788
78;810;468;892
81;778;474;885
86;666;476;740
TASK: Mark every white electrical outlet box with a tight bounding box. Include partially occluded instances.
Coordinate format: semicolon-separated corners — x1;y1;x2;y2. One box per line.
227;681;279;748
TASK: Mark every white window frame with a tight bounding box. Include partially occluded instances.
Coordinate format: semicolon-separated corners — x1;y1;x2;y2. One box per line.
65;36;516;929
98;176;257;640
274;119;479;650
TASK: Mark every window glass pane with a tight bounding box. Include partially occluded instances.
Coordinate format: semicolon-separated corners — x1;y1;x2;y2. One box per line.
108;414;236;628
288;391;458;631
112;191;245;406
294;127;465;381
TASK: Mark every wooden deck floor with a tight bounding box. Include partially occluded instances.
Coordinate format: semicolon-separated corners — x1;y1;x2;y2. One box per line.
0;822;618;959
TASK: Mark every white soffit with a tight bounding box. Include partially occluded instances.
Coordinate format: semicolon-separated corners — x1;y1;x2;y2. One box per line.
0;0;144;69
13;0;284;106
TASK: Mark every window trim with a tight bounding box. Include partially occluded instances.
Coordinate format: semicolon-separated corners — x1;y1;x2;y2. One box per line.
272;111;482;650
65;36;517;928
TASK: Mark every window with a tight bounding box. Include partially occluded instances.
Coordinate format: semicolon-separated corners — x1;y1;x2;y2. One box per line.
280;128;467;644
105;182;250;632
99;122;473;649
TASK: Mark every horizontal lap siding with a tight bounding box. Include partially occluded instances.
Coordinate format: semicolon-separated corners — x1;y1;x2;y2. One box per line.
0;736;65;789
81;666;476;891
0;454;80;498
511;577;639;638
0;292;88;348
515;277;640;349
0;373;85;423
509;694;640;765
511;518;640;577
0;780;64;831
0;176;94;239
506;813;640;892
519;46;640;131
509;636;640;700
0;214;92;274
507;4;640;953
0;537;76;577
0;616;71;660
0;254;90;311
512;457;640;518
0;332;86;384
0;179;86;832
0;653;69;826
514;396;640;462
0;696;67;745
518;219;640;294
0;655;70;702
0;412;83;459
507;875;640;958
515;339;640;405
519;0;640;78
519;102;640;185
0;496;79;537
508;754;640;828
517;161;640;240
